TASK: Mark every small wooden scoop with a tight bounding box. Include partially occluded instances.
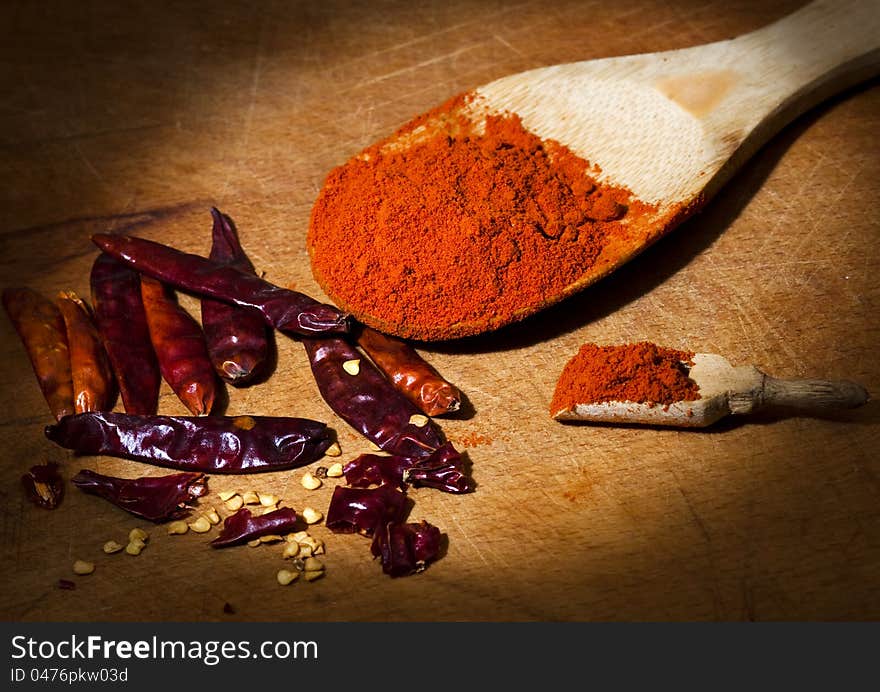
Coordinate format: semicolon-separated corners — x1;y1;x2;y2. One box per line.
552;353;869;428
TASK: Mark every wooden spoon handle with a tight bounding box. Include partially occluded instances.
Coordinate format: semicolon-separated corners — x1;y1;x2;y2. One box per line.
760;376;869;411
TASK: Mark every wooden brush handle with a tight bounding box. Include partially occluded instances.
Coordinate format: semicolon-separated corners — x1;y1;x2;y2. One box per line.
761;376;869;411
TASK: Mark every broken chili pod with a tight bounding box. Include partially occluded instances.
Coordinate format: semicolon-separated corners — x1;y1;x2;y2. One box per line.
201;208;271;386
45;412;335;473
325;484;409;537
91;233;350;337
356;325;461;416
55;291;116;413
343;441;473;493
370;520;443;578
140;275;218;416
303;337;444;458
90;253;161;415
2;287;75;421
22;462;64;510
71;469;207;522
211;507;298;548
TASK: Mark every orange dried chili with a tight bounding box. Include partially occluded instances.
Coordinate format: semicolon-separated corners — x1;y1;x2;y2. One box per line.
550;341;701;416
356;324;461;416
140;276;218;416
55;291;115;413
2;287;75;421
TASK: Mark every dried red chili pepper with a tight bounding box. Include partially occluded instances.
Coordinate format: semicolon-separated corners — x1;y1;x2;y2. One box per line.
71;469;207;522
370;520;442;577
325;484;409;537
21;462;64;509
90;253;161;415
3;287;75;421
303;337;444;458
211;507;298;548
356;325;461;416
140;275;218;416
343;441;473;493
55;291;116;413
201;208;271;386
45;412;334;473
91;234;350;337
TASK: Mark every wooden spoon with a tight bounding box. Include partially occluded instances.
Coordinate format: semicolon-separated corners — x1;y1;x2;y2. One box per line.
313;0;880;340
552;352;870;428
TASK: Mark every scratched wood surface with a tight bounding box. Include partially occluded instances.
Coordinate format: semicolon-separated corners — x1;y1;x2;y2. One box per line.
1;0;878;622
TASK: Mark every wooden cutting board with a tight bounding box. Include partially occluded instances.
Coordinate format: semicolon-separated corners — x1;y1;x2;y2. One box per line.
1;0;878;622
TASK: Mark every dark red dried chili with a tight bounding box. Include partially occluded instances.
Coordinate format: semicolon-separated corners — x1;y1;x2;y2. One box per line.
45;412;334;473
343;441;473;493
90;253;160;415
325;484;409;537
140;276;218;416
370;520;442;577
55;291;116;413
21;462;64;509
2;287;75;421
201;208;271;386
91;234;350;337
303;337;444;458
356;325;461;416
211;507;298;548
71;469;208;522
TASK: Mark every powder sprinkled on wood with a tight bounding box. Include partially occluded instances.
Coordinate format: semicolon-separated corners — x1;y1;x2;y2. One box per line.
550;342;700;416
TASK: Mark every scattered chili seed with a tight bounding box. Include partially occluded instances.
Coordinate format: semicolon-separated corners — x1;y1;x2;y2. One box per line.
225;495;244;511
205;508;221;525
167;520;189;535
324;442;342;457
342;359;360;376
409;414;429;427
125;539;146;556
282;542;300;559
277;569;299;586
188;516;212;533
218;490;238;502
103;540;124;554
73;559;95;575
302;507;323;525
326;462;344;478
241;491;260;505
258;493;278;507
301;471;322;490
129;528;149;543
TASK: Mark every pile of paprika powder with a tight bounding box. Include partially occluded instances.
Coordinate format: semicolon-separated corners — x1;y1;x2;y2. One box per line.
308;92;655;340
550;341;701;417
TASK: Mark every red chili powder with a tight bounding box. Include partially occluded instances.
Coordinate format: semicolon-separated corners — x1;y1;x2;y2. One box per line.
307;93;656;340
550;341;701;415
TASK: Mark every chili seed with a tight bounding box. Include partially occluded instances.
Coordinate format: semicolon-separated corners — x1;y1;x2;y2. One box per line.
225;495;244;511
302;507;323;525
326;462;344;478
72;560;95;575
303;570;324;582
409;414;429;427
282;542;300;559
103;540;124;554
247;539;262;548
241;490;260;505
205;507;221;525
324;442;342;457
258;493;278;507
259;534;283;544
277;569;299;586
300;471;322;490
218;490;238;502
129;527;149;543
125;539;146;556
303;557;324;572
342;359;360;376
167;520;189;535
188;516;212;533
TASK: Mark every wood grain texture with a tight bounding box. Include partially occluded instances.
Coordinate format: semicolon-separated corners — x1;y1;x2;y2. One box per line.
1;0;878;622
